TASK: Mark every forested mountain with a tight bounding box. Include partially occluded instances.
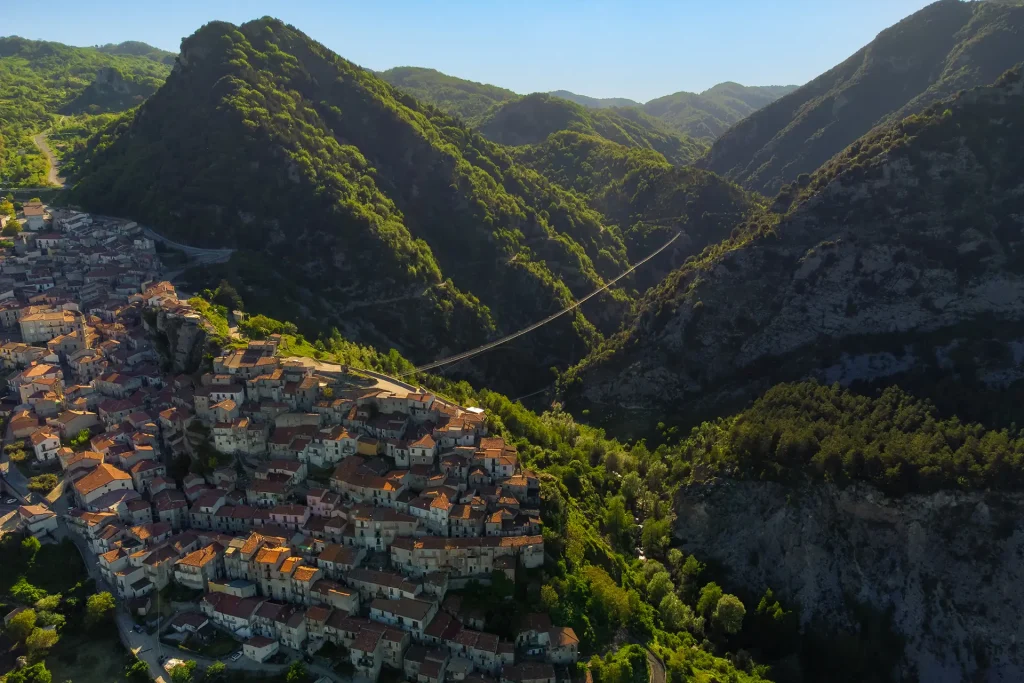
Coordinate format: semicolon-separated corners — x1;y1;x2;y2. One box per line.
380;65;794;148
642;82;797;140
566;66;1024;433
95;40;176;64
0;36;172;185
699;0;1024;195
475;93;705;165
378;66;517;121
515;130;754;290
548;90;641;109
66;18;649;395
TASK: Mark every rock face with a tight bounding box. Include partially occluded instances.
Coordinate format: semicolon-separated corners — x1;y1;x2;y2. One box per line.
149;309;207;373
568;71;1024;430
673;479;1024;683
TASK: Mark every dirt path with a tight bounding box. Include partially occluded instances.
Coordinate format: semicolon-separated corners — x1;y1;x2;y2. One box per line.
31;132;66;187
646;647;666;683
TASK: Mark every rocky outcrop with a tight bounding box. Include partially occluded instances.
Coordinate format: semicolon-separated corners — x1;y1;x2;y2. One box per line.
673;479;1024;683
147;308;207;373
568;70;1024;430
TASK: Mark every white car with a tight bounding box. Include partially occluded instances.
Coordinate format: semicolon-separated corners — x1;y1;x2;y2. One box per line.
3;498;15;505
230;651;242;662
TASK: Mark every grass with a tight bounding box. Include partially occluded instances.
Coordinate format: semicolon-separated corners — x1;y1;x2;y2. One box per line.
46;630;132;683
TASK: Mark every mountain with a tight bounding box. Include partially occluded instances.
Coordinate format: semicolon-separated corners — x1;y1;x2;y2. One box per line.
379;64;793;147
642;82;798;140
95;40;176;64
0;36;172;185
378;66;517;121
699;0;1024;196
565;66;1024;433
515;130;754;291
548;90;641;109
67;18;646;395
475;93;705;165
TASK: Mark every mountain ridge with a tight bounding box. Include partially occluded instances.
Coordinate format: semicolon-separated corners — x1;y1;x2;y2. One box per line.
699;0;1024;195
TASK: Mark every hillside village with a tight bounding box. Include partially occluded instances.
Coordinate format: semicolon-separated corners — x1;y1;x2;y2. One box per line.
0;204;573;683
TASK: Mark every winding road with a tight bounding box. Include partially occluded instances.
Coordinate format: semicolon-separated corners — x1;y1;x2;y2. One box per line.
31;132;65;188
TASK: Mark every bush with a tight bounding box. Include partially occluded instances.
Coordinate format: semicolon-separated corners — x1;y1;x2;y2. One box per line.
28;473;58;493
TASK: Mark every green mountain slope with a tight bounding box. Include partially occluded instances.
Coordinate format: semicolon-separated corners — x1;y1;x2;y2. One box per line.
68;18;640;395
548;90;641;109
699;0;1024;195
566;66;1024;433
642;82;798;140
379;66;518;121
95;40;176;64
0;36;172;185
515;130;755;290
475;93;705;165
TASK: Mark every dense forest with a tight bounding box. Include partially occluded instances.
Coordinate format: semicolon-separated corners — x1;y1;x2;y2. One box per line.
699;0;1024;194
378;66;518;120
642;82;797;141
473;93;706;166
378;67;794;145
0;37;171;186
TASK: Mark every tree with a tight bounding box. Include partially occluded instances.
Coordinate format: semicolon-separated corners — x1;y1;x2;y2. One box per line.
6;608;37;642
666;548;684;575
602;495;635;548
646;571;674;607
22;535;41;558
696;582;723;618
540;584;559;612
203;661;226;681
659;593;694;633
5;662;52;683
1;220;22;236
285;661;308;683
69;429;91;449
26;627;60;661
28;474;58;494
620;472;643;503
679;555;704;604
85;591;115;626
641;517;671;556
712;594;746;635
170;660;197;683
125;658;150;681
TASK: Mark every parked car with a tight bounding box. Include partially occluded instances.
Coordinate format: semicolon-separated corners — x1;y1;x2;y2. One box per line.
230;651;242;662
4;498;16;505
133;625;144;633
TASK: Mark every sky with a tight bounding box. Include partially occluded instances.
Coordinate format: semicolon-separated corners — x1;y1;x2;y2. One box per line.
5;0;936;102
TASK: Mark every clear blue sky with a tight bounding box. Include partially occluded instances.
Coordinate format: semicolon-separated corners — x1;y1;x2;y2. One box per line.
6;0;935;102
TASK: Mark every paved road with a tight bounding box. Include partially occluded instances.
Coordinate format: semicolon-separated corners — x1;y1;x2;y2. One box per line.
31;133;65;188
142;227;234;261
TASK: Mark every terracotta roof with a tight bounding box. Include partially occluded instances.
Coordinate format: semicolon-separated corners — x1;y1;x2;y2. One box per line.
177;543;222;568
73;463;131;495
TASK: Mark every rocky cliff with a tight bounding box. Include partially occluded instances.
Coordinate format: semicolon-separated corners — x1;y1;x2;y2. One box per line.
146;308;208;373
567;69;1024;431
674;479;1024;683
